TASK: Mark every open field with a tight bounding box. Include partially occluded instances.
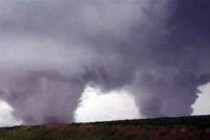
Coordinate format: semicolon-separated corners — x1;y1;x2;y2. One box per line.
1;115;210;140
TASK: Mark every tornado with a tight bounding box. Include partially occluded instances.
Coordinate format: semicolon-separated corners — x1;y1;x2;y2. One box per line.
0;0;209;125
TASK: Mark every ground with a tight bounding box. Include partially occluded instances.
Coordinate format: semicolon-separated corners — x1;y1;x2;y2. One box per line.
0;115;210;140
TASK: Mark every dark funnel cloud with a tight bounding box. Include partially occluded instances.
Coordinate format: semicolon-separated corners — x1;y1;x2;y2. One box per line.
0;0;209;124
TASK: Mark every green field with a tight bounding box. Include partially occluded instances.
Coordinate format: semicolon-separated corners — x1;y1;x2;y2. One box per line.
0;115;210;140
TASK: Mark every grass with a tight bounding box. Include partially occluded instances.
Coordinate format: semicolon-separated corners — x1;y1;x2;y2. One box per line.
0;115;210;140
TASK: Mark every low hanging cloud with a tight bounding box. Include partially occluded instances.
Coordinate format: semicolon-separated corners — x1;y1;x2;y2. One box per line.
192;82;210;115
75;85;140;123
0;0;209;125
0;100;22;127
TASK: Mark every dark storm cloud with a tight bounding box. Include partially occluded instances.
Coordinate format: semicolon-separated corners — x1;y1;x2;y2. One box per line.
0;0;209;124
132;0;210;117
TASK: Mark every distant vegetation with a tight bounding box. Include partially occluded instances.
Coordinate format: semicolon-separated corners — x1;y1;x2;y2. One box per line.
0;115;210;140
